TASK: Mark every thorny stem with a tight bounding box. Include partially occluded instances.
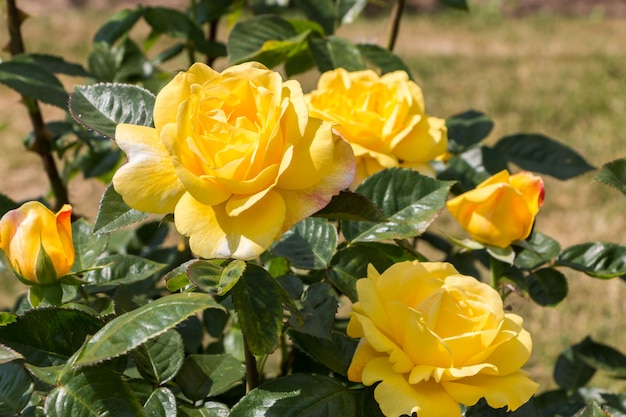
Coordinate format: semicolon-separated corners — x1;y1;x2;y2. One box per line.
243;336;260;392
386;0;406;52
5;0;69;209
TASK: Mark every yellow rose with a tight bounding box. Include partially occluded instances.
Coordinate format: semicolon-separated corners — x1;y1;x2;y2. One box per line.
446;170;545;248
0;202;74;284
347;261;538;417
113;62;355;260
306;68;447;187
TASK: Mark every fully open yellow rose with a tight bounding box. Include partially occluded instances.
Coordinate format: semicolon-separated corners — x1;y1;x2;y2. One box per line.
347;261;538;417
113;62;355;260
0;202;74;284
446;170;545;248
305;68;447;187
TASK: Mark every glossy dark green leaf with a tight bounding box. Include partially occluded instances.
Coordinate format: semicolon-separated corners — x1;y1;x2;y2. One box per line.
328;243;415;301
357;43;413;78
573;402;611;417
309;35;365;72
515;231;561;270
441;147;503;192
83;254;166;288
75;292;224;367
228;15;297;64
230;374;355;417
45;367;145;417
231;265;283;355
0;362;33;415
438;0;469;10
554;345;596;391
353;386;385;417
144;388;177;417
336;0;368;24
0;308;103;366
196;0;233;24
446;110;494;153
11;53;89;77
71;219;108;273
23;363;63;387
342;168;454;242
176;354;245;401
526;268;568;306
289;331;357;375
493;133;594;180
94;185;149;234
0;61;68;108
0;343;22;364
93;8;142;45
187;259;246;296
69;83;155;139
557;242;626;279
178;402;230;417
314;190;386;222
574;337;626;377
271;218;337;270
594;157;626;196
131;329;184;385
288;283;337;339
294;0;335;34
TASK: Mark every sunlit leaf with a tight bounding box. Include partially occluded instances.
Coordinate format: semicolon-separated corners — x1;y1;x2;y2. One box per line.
594;157;626;196
309;35;365;72
75;292;224;367
83;254;166;288
144;388;177;417
271;218;337;270
0;343;22;364
228;15;297;64
178;402;230;417
557;242;626;279
69;83;155;139
515;231;561;270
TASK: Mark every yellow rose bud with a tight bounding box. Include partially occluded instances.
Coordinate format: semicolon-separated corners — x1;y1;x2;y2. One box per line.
347;261;538;417
446;170;545;248
306;68;447;187
0;202;74;284
112;62;355;260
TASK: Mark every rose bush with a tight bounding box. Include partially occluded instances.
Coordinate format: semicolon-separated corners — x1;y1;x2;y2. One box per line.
113;61;355;260
0;201;74;285
446;170;545;248
306;67;447;187
347;260;539;417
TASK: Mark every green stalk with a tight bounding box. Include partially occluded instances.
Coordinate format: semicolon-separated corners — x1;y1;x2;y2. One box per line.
243;336;260;392
386;0;406;52
5;0;69;209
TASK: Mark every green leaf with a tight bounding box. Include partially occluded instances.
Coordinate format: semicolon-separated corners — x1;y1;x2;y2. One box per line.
288;283;337;339
131;330;184;385
441;147;505;192
231;265;283;355
69;83;155;139
554;345;596;391
357;43;413;78
557;242;626;279
493;133;594;180
289;331;357;375
175;354;245;401
294;0;335;34
71;219;108;273
0;308;103;366
228;15;297;64
574;337;626;378
515;231;561;270
594;157;626;196
336;0;369;24
0;343;22;364
75;292;224;367
328;243;415;301
144;388;177;417
0;61;68;108
309;35;365;72
314;190;387;222
446;110;494;153
271;218;337;270
94;185;149;233
178;402;230;417
229;374;355;417
573;402;611;417
0;362;33;415
164;260;195;292
342;168;454;242
45;367;145;417
11;53;89;77
438;0;469;10
83;254;166;288
187;259;246;296
93;7;142;45
526;268;568;306
195;0;233;24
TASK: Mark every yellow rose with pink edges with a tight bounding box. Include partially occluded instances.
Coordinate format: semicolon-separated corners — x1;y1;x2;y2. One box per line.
306;68;447;187
112;62;355;260
347;260;538;417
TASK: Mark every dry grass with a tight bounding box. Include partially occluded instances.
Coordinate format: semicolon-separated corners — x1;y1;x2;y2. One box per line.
1;2;626;393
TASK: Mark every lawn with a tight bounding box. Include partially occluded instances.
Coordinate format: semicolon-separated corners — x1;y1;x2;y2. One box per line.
1;1;625;392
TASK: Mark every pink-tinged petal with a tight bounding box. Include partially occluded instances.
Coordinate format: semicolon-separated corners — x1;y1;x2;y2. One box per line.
113;124;185;214
363;357;462;417
442;371;538;411
509;171;545;214
174;190;286;260
277;135;355;232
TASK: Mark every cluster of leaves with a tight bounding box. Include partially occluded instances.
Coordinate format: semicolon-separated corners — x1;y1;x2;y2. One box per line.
1;0;626;416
